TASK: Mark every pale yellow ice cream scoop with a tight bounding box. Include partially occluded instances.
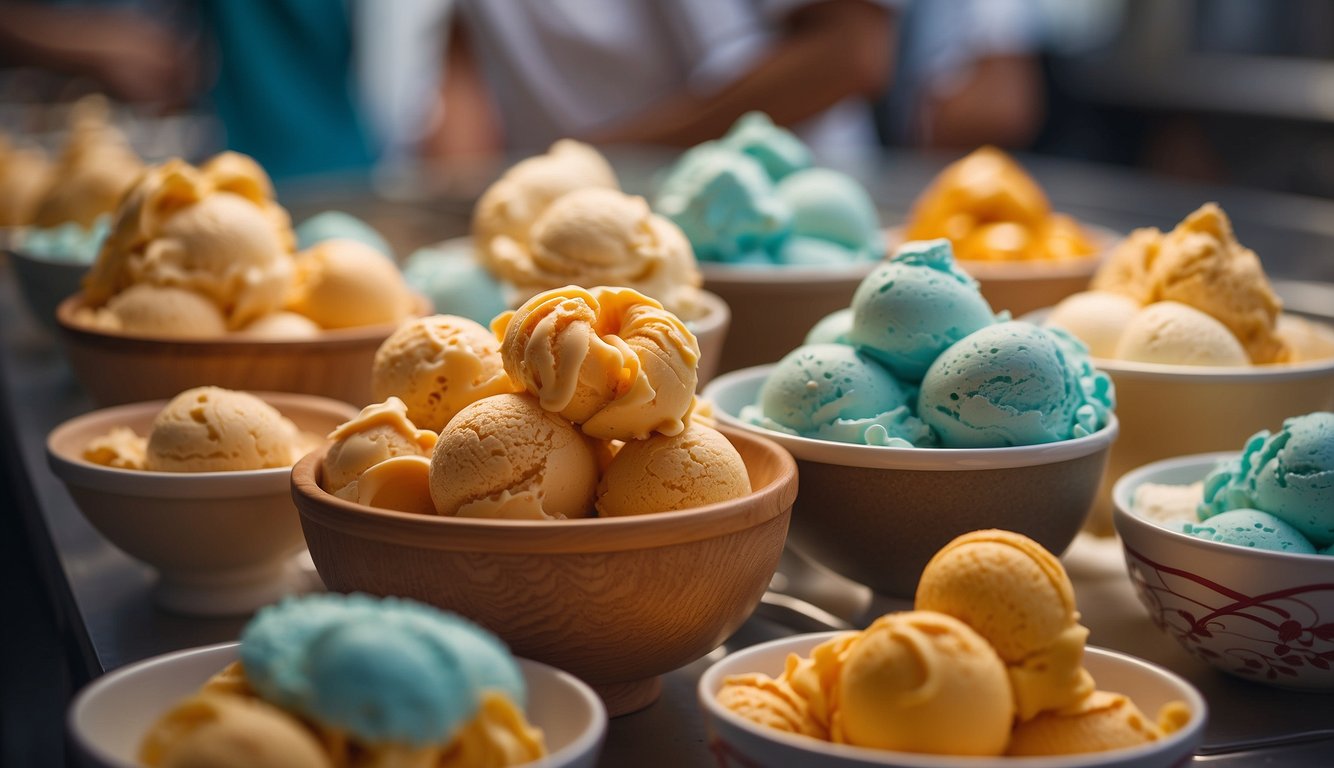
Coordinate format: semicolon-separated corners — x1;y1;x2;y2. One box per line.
1114;301;1250;366
83;153;295;330
1092;203;1288;364
32;95;142;228
915;529;1093;721
98;284;228;339
140;692;332;768
146;387;301;472
595;422;750;516
473;139;618;272
831;611;1015;755
288;239;417;329
371;314;521;432
322;397;437;496
0;134;52;226
429;392;598;520
494;285;700;441
494;187;704;318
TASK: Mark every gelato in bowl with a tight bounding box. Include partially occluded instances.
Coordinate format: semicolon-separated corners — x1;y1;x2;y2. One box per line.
700;636;1204;768
704;364;1117;597
1113;413;1334;689
69;607;607;768
46;389;358;615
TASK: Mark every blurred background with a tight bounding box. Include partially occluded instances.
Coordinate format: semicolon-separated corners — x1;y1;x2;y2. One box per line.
4;0;1334;765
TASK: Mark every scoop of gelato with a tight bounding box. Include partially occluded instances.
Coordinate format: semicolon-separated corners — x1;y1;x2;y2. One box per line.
145;387;301;472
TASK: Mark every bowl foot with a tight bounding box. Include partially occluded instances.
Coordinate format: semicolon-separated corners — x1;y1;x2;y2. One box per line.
593;676;663;717
152;552;320;617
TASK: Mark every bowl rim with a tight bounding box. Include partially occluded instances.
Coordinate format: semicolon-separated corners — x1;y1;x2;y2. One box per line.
7;243;96;270
702;365;1119;471
697;633;1208;768
291;422;798;553
47;391;359;497
55;292;430;350
1111;451;1334;567
698;258;879;284
68;640;608;768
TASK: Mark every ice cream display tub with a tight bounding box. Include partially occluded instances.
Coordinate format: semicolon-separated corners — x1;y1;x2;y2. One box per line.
68;641;607;768
701;259;877;373
698;634;1206;768
704;365;1117;598
291;423;797;717
1114;453;1334;690
885;224;1121;319
46;392;358;617
7;245;89;333
56;292;430;407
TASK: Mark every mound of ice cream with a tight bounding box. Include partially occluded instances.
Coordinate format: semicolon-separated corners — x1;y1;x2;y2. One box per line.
716;530;1189;757
741;239;1114;448
75;152;417;339
12;213;111;265
322;291;752;519
654;112;882;266
1048;203;1332;367
402;243;509;325
1135;411;1334;555
31;95;143;229
82;387;314;472
904;146;1096;263
0;133;54;227
140;593;546;768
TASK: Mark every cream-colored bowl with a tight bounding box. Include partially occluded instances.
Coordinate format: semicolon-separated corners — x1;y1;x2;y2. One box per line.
291;424;797;717
46;392;358;616
703;366;1118;598
699;633;1207;768
1113;453;1334;690
885;224;1120;319
701;259;877;373
69;642;607;768
55;293;430;407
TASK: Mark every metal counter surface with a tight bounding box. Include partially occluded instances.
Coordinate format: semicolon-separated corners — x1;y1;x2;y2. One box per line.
4;156;1334;765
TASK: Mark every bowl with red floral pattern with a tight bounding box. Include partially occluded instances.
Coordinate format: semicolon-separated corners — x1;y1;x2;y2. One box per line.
1113;452;1334;690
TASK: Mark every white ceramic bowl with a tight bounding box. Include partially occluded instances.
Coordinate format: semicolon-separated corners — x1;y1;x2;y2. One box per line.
69;642;607;768
703;366;1118;598
1113;453;1334;690
46;392;358;616
699;633;1207;768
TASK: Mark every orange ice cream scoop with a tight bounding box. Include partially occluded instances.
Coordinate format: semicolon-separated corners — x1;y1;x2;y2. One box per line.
716;672;827;739
322;397;437;496
494;286;700;441
1006;690;1186;756
915;529;1093;721
139;692;332;768
1092;204;1288;363
595;422;750;516
830;611;1014;755
905;146;1095;262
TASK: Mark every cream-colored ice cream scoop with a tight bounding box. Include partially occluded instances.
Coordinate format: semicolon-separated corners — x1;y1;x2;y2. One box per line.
288;239;417;329
140;692;332;768
322;397;437;495
146;387;301;472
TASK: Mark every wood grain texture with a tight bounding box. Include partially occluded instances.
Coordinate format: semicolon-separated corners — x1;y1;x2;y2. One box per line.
292;425;797;716
55;294;429;408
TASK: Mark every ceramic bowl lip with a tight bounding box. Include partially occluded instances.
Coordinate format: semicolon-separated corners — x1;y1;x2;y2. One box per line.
702;365;1119;472
46;391;359;499
68;641;609;768
698;633;1207;768
881;224;1120;281
698;258;878;285
56;292;431;350
1111;451;1334;568
291;422;798;553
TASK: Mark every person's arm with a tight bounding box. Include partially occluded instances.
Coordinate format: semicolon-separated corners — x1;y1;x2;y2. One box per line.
589;0;895;147
0;2;196;107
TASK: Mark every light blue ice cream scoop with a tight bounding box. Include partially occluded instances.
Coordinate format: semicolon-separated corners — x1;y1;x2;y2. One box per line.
1200;411;1334;547
719;111;812;181
295;210;394;259
1183;508;1317;554
918;321;1114;448
848;239;998;382
239;593;524;748
15;214;110;263
743;343;932;447
402;243;508;325
775;167;882;260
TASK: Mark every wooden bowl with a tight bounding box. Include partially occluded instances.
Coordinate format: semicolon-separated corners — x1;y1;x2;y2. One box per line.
291;424;797;716
56;293;428;407
46;392;358;616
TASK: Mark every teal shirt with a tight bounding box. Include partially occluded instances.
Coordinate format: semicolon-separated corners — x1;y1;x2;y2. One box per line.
202;0;374;179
